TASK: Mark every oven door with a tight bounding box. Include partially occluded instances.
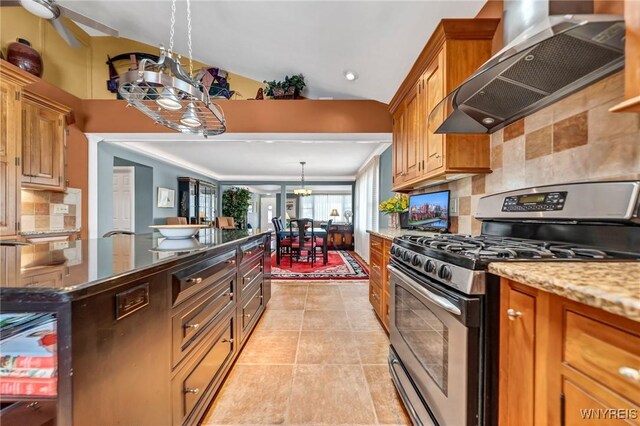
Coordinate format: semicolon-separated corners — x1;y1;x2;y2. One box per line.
388;263;481;426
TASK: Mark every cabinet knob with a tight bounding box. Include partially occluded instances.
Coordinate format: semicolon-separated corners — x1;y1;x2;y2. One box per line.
618;367;640;383
187;277;203;284
246;250;253;255
221;338;234;344
184;323;200;329
244;313;252;318
435;153;441;159
224;292;234;299
226;259;236;264
506;308;522;320
184;387;200;394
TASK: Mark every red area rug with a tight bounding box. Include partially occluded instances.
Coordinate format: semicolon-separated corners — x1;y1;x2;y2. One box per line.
271;251;369;280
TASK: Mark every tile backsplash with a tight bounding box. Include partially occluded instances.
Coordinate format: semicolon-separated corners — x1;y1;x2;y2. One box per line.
419;72;640;235
21;188;82;233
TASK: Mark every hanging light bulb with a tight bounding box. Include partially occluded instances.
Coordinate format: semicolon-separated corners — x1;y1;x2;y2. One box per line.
156;87;183;111
180;103;202;128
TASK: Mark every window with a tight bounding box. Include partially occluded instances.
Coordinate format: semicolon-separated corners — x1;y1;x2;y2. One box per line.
354;156;379;262
299;195;352;221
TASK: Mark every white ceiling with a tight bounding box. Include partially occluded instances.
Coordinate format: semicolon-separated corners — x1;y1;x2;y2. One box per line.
97;133;391;181
59;0;486;102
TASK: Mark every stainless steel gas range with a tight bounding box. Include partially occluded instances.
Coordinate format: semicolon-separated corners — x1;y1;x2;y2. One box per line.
387;181;640;426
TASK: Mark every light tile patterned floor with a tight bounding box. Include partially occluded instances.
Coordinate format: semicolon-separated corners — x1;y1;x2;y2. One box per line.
202;280;410;426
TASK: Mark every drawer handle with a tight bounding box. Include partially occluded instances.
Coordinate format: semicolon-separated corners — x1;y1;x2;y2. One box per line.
258;244;265;249
224;291;234;299
187;277;203;284
245;250;253;255
506;308;522;320
226;259;236;265
184;323;200;329
255;294;263;300
618;367;640;383
221;338;234;343
244;313;252;318
372;242;381;247
184;387;200;394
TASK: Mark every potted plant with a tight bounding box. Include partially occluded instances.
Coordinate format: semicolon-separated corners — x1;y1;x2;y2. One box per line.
379;194;409;230
263;74;306;99
222;187;252;229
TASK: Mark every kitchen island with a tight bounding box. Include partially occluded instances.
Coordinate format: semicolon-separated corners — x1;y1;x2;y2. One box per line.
0;229;272;426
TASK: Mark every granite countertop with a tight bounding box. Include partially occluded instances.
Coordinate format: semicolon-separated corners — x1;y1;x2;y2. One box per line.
20;229;81;236
367;228;437;240
0;229;269;299
489;262;640;322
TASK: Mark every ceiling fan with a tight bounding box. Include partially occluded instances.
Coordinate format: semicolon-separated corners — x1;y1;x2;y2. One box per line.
1;0;118;47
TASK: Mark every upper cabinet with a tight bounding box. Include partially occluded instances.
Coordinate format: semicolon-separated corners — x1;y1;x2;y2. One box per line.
611;0;640;112
389;19;499;192
21;93;69;191
0;63;35;239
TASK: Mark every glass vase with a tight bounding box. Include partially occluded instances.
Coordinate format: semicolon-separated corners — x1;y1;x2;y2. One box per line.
389;212;400;230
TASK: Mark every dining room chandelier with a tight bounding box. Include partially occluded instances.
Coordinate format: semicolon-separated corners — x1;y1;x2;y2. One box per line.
293;162;312;197
117;0;225;137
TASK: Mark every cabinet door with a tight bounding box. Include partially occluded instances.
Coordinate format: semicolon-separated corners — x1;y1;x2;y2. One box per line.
28;104;64;188
403;82;421;181
0;80;19;238
500;284;536;426
21;101;32;183
392;106;406;187
424;52;445;172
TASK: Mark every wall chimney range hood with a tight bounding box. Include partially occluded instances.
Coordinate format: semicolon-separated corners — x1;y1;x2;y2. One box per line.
432;14;625;134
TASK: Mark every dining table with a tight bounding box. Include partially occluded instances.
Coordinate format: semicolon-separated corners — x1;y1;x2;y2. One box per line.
275;227;329;265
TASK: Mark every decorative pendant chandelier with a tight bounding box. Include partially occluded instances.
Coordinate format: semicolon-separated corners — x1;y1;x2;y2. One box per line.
293;162;312;197
118;0;225;137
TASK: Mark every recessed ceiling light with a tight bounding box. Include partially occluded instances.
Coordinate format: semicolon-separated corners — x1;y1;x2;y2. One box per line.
264;140;274;144
344;71;358;81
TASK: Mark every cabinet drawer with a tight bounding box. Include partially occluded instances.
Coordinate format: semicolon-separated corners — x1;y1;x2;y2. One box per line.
172;313;235;425
370;236;383;256
369;280;382;317
0;401;56;426
240;283;264;341
172;249;236;306
171;279;234;368
240;238;265;266
564;311;640;405
239;256;263;296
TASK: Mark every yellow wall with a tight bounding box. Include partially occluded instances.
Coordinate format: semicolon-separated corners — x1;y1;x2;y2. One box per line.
0;7;264;100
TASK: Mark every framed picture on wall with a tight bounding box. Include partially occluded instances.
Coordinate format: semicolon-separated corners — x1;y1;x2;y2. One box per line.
157;187;175;208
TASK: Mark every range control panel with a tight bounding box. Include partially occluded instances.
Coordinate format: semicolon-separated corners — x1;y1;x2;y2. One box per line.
501;191;568;212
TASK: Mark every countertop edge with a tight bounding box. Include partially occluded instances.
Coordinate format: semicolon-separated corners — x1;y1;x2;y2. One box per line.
1;231;272;300
488;262;640;323
367;228;436;240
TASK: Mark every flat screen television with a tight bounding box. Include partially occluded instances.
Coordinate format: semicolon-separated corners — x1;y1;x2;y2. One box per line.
407;190;450;230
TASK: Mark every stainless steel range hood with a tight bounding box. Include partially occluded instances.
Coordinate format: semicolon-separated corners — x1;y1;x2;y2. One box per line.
432;14;625;134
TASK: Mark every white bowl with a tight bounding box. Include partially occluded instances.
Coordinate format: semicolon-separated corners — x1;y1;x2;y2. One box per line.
151;237;204;252
149;225;209;239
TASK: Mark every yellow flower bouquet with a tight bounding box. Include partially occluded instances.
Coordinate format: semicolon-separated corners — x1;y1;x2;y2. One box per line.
379;194;409;214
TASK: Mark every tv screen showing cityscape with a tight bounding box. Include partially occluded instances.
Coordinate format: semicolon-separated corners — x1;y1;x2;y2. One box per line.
408;190;450;229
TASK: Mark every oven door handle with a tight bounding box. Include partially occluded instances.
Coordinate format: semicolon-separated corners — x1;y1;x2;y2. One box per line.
388;264;462;316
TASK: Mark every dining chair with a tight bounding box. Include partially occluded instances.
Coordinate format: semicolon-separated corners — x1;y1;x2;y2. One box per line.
314;218;332;264
288;218;316;266
272;217;291;265
215;216;236;229
166;217;188;225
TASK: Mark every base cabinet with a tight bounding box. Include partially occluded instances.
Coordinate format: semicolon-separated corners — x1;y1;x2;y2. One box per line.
499;279;640;426
368;235;391;332
328;224;354;250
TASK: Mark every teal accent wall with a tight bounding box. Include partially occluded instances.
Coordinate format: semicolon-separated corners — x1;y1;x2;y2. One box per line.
98;143;217;236
378;145;393;228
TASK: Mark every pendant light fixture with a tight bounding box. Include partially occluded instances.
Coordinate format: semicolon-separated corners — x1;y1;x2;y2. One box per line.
117;0;225;137
293;162;312;197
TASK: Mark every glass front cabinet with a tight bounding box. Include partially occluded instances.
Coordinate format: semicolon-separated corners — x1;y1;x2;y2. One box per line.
178;177;217;225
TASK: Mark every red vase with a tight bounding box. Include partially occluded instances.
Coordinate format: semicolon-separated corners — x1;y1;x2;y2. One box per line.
7;39;43;78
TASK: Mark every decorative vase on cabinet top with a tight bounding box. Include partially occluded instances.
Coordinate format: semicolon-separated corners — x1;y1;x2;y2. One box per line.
7;39;43;77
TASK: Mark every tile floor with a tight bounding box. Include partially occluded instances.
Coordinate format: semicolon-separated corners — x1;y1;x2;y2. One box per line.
202;280;410;426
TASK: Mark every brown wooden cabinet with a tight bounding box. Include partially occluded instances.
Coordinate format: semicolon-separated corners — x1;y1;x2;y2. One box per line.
0;64;35;239
389;19;499;192
21;93;68;191
328;223;354;250
499;278;640;426
368;234;392;332
611;0;640;113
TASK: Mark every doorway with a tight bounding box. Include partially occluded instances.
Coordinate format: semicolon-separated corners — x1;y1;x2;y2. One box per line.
113;166;135;232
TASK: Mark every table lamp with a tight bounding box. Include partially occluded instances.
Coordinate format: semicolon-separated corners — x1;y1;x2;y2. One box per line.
330;209;339;220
